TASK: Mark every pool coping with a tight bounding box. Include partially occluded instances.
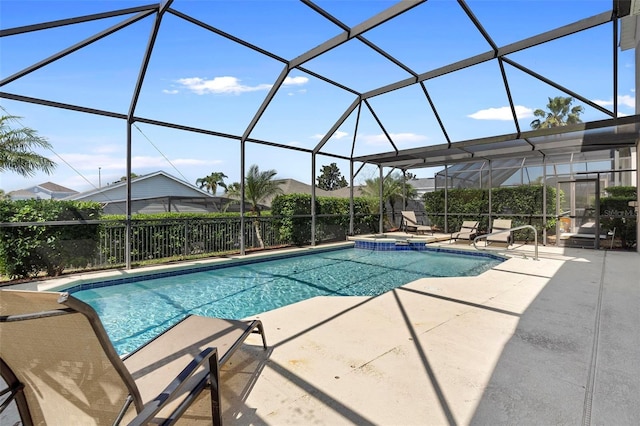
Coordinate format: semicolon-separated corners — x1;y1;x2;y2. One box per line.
27;237;506;294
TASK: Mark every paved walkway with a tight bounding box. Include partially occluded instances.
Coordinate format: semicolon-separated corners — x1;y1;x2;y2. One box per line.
209;245;639;425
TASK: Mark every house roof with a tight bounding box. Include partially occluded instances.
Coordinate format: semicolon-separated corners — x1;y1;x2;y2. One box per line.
67;170;213;200
37;182;78;193
275;178;364;199
7;189;35;198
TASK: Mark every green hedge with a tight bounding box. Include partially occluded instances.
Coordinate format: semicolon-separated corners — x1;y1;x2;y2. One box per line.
271;194;379;245
601;186;637;249
0;199;102;278
423;185;557;240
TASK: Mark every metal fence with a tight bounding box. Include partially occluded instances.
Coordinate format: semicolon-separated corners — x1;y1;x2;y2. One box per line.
100;216;289;266
0;214;379;278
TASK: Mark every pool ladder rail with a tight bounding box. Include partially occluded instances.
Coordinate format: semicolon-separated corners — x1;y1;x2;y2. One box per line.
472;224;539;261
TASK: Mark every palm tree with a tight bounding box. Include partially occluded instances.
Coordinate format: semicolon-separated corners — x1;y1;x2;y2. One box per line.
0;115;56;176
360;172;417;228
196;172;228;195
530;96;584;129
225;164;283;248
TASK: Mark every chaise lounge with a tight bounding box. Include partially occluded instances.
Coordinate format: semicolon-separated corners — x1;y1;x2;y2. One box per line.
401;211;435;235
486;219;513;246
0;289;268;425
451;220;479;242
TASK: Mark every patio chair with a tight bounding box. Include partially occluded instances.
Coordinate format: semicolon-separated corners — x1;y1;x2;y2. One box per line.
0;289;267;426
487;219;513;245
451;220;479;242
401;211;435;235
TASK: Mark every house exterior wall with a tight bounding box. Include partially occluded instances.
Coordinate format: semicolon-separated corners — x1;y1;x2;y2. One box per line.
10;186;76;200
102;198;219;215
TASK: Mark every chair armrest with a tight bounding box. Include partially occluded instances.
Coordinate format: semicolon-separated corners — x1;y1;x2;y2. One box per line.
128;347;221;426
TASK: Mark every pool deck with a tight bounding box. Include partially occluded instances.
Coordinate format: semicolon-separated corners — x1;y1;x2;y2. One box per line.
212;237;639;425
4;235;640;425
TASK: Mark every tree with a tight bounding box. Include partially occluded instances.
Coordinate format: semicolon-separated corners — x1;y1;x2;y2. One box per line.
530;96;584;129
196;172;228;195
225;164;284;248
0;114;56;177
359;172;417;228
114;173;139;184
317;163;348;191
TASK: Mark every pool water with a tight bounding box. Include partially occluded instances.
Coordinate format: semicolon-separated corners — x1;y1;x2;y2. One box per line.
74;247;502;355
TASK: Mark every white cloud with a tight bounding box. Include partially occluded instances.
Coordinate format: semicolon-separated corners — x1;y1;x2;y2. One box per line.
58;153;120;170
57;153;220;173
176;76;272;95
332;130;348;139
469;105;533;120
131;156;221;168
173;75;309;96
594;94;635;109
283;76;309;86
621;96;634;107
593;99;612;107
288;89;307;96
311;130;349;141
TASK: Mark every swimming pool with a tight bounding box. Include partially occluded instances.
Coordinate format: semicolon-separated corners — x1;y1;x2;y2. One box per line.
72;246;503;355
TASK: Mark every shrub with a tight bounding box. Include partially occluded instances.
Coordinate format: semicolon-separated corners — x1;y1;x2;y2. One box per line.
271;194;379;245
601;186;637;249
423;185;557;240
0;199;102;278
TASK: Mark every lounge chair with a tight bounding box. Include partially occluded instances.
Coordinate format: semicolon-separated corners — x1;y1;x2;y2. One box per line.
451;220;479;242
486;219;513;245
0;289;267;426
401;211;435;235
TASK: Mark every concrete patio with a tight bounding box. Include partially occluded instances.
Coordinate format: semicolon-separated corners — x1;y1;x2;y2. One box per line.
208;243;639;425
2;241;638;425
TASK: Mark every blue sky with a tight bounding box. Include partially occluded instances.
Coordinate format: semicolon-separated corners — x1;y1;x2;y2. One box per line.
0;0;636;194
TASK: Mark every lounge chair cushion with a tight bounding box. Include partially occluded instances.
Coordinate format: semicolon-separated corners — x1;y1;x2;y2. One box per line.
487;219;512;244
452;221;479;241
0;290;267;425
401;211;435;235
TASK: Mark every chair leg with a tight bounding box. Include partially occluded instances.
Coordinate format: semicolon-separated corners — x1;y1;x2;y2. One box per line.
208;354;222;426
254;322;268;350
0;359;33;426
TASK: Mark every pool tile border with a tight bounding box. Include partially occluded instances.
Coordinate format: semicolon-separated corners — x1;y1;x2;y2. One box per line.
60;242;505;294
61;245;350;294
353;240;505;261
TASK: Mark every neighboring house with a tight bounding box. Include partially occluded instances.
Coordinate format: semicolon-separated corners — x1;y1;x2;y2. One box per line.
66;171;228;215
265;178;362;207
8;182;78;200
265;178;334;206
411;177;436;197
62;173;431;215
